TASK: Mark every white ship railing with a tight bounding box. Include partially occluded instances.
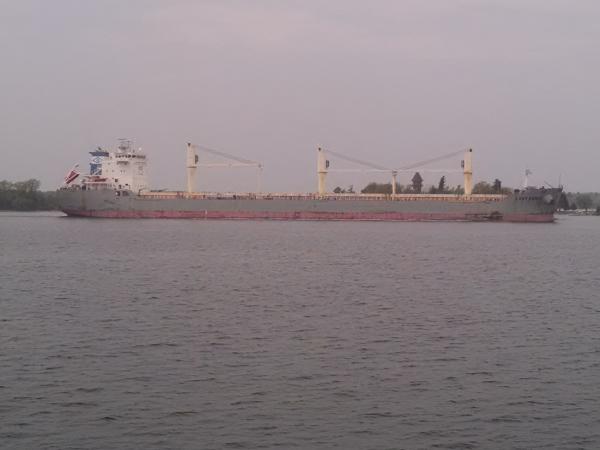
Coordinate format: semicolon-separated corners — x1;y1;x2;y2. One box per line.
139;192;508;202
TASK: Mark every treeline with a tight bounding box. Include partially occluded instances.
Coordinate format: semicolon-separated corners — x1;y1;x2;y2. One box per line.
359;181;465;195
336;174;511;195
563;192;600;212
0;179;58;210
342;175;599;213
470;180;513;195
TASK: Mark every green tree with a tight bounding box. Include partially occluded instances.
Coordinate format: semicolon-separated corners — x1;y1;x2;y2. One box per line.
332;185;356;194
557;192;570;210
411;172;423;193
0;179;56;210
576;193;593;211
472;181;493;194
492;179;502;193
437;176;446;194
361;182;392;194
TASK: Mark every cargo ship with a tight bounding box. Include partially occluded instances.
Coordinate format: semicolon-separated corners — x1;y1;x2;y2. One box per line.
57;140;562;222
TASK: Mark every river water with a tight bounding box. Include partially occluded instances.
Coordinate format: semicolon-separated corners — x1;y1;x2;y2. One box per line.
1;212;599;449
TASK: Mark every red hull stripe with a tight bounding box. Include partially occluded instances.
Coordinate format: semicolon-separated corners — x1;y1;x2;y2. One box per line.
62;209;555;223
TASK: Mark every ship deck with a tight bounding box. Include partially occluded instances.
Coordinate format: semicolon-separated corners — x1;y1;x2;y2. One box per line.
140;192;508;203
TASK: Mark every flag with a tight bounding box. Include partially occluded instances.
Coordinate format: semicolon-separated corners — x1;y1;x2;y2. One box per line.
525;169;532;176
64;164;80;184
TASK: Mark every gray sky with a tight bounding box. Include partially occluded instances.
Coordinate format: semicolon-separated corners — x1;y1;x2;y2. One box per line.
1;0;599;192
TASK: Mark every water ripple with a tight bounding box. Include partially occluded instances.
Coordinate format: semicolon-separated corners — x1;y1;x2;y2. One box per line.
1;213;599;449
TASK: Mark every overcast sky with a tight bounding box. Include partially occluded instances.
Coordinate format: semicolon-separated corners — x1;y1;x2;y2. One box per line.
1;0;599;192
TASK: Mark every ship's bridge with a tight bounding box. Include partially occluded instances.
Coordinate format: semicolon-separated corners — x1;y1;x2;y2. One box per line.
92;139;149;193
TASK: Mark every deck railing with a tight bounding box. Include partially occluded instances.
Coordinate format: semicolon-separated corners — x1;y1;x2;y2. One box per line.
139;192;507;202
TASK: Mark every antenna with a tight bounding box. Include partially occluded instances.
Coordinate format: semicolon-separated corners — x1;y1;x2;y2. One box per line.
524;169;532;188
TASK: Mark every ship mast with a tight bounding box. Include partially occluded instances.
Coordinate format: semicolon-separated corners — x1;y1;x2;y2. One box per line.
317;147;328;195
187;143;198;194
463;149;473;196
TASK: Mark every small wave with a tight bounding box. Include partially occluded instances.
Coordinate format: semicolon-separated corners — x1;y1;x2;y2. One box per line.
167;411;198;417
57;401;99;408
224;442;250;448
490;415;522;423
433;442;478;449
248;425;278;431
230;400;263;406
363;412;401;418
28;410;51;417
147;342;178;347
76;387;104;393
289;375;313;381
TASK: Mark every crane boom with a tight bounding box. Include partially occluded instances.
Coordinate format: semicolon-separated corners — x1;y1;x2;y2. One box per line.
192;144;261;166
395;149;464;171
325;148;390;171
319;147;469;195
188;143;263;193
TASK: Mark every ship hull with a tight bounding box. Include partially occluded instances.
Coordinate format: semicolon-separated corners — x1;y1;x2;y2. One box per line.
61;208;555;222
57;189;560;223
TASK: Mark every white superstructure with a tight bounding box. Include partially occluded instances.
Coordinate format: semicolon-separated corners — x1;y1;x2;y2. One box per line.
83;139;149;192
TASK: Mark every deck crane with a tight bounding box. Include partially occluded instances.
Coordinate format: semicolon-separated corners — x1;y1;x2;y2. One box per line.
186;143;263;193
317;147;473;195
